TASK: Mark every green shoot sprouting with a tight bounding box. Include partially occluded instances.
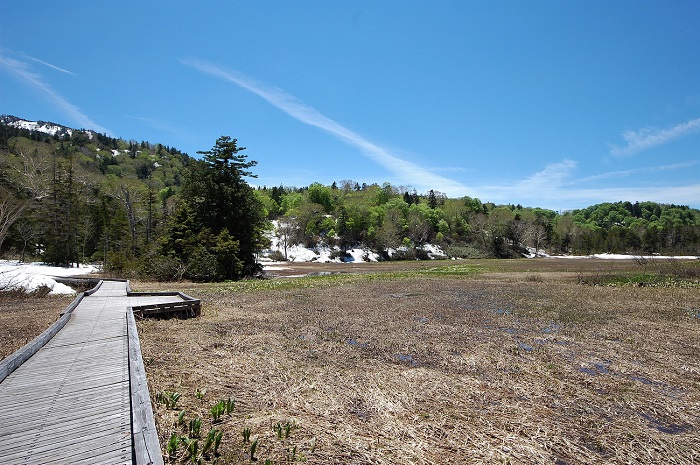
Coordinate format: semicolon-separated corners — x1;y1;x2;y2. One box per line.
250;438;259;461
189;417;202;437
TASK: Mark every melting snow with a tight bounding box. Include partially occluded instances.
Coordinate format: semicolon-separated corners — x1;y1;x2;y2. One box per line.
0;261;100;296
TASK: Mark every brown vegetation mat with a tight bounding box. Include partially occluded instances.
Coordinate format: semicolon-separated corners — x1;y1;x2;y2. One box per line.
135;259;700;464
0;294;72;360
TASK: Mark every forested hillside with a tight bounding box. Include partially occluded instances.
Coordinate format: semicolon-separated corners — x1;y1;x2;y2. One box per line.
257;184;700;259
1;117;698;282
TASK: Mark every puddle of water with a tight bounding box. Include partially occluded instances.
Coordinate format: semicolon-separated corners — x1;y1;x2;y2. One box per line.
394;353;417;366
543;323;561;334
627;375;682;396
415;316;428;324
579;361;610;376
495;308;513;316
517;341;534;352
593;362;610;374
308;271;340;276
639;412;691;434
630;375;654;385
346;338;368;348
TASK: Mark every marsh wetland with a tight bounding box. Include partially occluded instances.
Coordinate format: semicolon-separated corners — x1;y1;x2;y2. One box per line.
129;258;700;464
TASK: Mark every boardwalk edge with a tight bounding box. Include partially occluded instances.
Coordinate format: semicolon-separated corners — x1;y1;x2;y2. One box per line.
127;307;165;465
0;279;102;383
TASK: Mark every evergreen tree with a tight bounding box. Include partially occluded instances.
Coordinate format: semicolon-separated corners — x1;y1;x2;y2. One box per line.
174;136;267;279
428;189;438;209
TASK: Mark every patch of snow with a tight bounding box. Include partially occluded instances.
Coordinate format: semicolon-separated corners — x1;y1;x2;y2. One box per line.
153;162;161;168
111;150;120;157
0;260;100;296
549;253;698;260
287;244;334;262
421;243;447;259
7;119;72;137
524;247;551;258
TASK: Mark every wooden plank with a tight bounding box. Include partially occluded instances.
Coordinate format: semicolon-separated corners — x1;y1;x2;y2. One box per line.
2;411;129;453
128;308;164;465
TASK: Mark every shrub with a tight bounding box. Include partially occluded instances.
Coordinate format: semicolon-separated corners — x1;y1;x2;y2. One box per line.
187;246;219;282
139;253;184;281
444;244;488;259
268;250;287;262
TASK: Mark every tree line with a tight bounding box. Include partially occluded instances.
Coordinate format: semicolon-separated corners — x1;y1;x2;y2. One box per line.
257;183;699;260
1;125;698;282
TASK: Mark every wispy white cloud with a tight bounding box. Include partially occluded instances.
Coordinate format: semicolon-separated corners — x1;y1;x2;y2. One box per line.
541;184;700;211
610;117;700;156
516;159;577;191
474;158;700;210
181;58;475;197
23;55;76;76
0;53;108;134
479;180;700;211
576;161;699;183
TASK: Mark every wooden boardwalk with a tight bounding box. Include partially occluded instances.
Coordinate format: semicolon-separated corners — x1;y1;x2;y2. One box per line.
0;281;181;465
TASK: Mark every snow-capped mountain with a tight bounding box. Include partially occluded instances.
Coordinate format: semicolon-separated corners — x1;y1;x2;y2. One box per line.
0;115;91;139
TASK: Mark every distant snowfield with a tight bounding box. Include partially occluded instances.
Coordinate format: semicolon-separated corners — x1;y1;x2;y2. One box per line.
0;261;99;296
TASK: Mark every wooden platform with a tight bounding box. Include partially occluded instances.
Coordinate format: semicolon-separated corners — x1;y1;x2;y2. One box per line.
0;280;186;465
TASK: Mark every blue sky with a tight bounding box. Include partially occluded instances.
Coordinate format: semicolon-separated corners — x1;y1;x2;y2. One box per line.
1;1;699;211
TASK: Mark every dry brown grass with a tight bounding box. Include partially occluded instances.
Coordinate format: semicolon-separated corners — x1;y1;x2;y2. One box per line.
0;293;72;360
135;259;700;464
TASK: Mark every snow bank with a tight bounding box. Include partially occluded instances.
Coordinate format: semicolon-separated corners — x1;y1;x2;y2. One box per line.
0;261;100;296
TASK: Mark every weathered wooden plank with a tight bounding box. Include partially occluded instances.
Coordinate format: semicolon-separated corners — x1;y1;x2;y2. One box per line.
3;419;130;463
2;411;128;440
2;381;127;416
128;308;164;465
2;412;129;453
1;370;127;396
1;381;128;418
22;432;131;465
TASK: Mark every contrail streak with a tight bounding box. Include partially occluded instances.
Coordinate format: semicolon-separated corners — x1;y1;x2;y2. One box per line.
181;58;473;196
